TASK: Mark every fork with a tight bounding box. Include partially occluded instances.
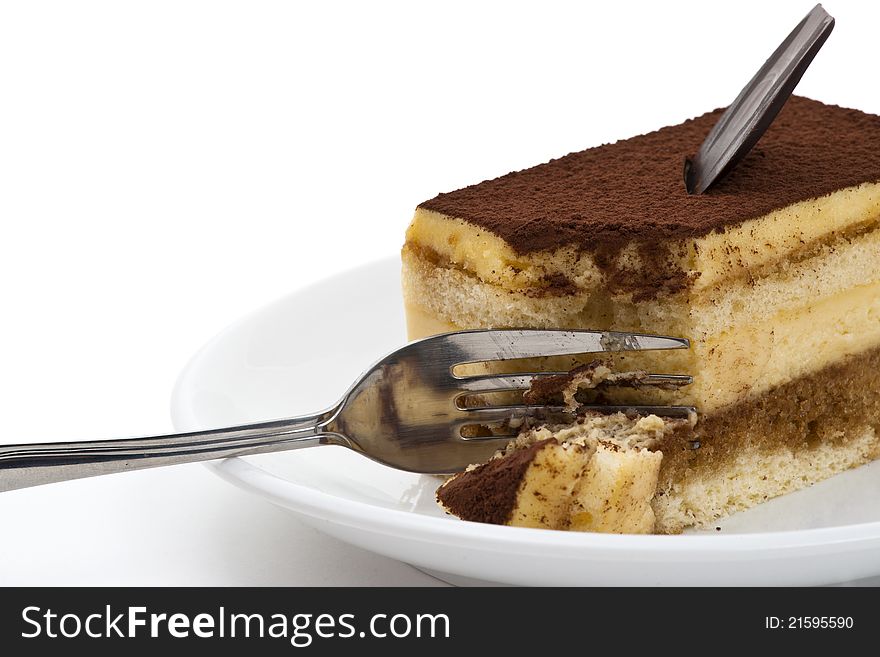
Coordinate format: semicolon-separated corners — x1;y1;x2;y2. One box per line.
0;329;692;492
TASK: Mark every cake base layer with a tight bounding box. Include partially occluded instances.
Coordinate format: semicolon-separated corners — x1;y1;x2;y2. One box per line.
653;346;880;533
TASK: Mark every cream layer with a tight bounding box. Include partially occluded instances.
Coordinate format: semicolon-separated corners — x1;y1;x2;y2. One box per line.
404;225;880;337
404;277;880;413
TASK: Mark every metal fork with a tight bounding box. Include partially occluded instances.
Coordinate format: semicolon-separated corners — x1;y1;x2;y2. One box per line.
0;329;692;492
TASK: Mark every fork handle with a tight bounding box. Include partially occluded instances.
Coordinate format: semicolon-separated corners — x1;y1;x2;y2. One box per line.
0;408;344;493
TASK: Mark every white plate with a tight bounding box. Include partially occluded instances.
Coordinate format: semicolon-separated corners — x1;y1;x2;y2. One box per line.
171;257;880;586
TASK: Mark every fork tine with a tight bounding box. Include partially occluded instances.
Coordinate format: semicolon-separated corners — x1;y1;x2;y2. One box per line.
441;329;689;364
461;403;696;422
461;405;571;424
457;371;693;392
456;372;568;392
576;405;697;418
637;374;693;387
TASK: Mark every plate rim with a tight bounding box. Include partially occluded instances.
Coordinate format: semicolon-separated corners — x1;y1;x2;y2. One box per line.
170;255;880;559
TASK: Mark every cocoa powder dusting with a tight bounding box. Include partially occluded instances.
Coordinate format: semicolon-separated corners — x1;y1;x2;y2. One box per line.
437;439;555;525
419;96;880;297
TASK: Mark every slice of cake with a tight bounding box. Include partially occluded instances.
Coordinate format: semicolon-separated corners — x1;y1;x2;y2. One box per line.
404;95;880;533
437;412;693;534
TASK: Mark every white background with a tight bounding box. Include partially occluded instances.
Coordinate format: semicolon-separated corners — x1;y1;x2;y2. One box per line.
1;0;877;585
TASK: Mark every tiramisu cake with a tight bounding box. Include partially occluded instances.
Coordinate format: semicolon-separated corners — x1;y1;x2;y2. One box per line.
402;96;880;534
